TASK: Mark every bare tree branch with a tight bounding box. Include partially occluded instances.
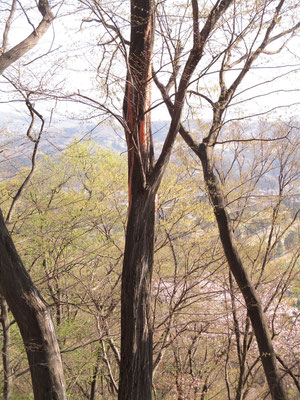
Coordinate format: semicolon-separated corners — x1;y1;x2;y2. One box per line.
0;0;54;74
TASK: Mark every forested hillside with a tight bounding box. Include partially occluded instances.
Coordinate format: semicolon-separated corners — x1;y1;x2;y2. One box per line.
1;134;298;399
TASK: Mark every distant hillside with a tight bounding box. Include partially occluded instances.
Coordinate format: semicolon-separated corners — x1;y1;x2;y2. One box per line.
1;112;299;209
0;112;170;176
0;112;170;151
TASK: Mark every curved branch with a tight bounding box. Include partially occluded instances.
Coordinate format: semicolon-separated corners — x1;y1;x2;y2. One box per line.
0;0;17;54
0;0;54;74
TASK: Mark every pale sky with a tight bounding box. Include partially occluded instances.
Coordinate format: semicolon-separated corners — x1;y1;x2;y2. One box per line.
1;1;300;128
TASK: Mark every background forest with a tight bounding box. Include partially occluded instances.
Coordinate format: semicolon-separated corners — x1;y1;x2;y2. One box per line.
0;0;299;399
1;129;299;399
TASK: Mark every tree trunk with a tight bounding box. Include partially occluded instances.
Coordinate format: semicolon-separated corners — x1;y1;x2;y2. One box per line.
118;2;235;397
118;1;155;398
197;142;287;400
119;192;156;399
0;296;13;400
0;211;67;400
90;345;101;400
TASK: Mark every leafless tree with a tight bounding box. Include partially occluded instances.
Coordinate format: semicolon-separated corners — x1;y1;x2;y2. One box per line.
154;1;299;398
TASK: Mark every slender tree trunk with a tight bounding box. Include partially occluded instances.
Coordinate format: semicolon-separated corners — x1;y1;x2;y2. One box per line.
0;296;12;400
229;273;249;400
196;142;287;400
90;345;101;400
0;211;67;400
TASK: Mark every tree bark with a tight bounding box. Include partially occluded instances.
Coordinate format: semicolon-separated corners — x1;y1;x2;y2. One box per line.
0;211;67;400
118;0;156;398
0;297;13;400
0;0;54;75
119;192;156;399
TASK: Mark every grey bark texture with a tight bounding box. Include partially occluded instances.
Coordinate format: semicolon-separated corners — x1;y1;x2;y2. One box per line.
0;211;66;399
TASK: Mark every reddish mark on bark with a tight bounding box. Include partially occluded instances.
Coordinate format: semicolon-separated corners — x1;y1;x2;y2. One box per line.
127;151;134;212
126;84;134;132
139;120;146;147
125;16;153;212
125;82;135;212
